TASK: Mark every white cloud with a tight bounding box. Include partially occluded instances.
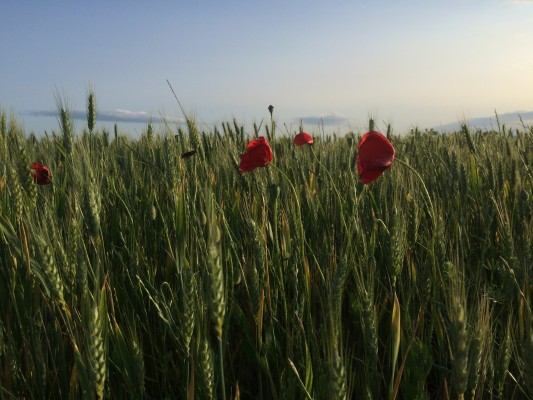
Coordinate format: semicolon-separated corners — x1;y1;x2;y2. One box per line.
113;109;150;117
25;109;181;124
296;112;350;126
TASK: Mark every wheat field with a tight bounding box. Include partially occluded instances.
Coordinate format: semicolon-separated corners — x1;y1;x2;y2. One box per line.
0;97;532;399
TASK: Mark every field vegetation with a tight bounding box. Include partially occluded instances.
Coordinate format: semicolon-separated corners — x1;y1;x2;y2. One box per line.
0;94;532;399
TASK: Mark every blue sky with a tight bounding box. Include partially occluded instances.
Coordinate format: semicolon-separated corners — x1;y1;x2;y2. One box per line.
1;0;533;135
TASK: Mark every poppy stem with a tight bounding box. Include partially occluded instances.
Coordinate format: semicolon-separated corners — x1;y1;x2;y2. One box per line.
270;163;306;252
394;158;436;226
396;158;438;268
310;147;347;208
48;178;68;196
309;147;350;235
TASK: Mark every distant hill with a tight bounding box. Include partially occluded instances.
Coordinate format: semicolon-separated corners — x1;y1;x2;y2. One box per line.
434;111;533;132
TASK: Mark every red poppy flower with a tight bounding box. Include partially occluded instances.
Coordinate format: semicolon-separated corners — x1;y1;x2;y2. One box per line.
294;131;313;146
31;162;52;185
356;131;395;184
239;136;273;173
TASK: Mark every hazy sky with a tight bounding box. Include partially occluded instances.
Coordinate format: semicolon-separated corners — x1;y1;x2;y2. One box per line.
1;0;533;135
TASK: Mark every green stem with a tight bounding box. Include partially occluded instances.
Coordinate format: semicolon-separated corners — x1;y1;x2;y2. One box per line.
219;339;226;400
310;146;348;211
270;163;305;255
394;158;436;226
395;157;438;278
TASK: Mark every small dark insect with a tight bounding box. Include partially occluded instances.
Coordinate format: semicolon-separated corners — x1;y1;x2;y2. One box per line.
181;150;197;159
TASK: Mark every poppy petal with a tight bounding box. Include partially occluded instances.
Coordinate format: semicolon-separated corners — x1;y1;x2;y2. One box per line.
239;136;273;172
294;131;313;146
30;162;52;185
356;131;395;184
